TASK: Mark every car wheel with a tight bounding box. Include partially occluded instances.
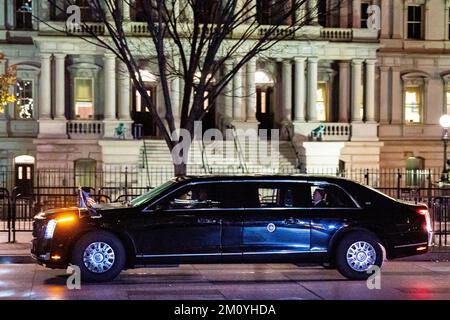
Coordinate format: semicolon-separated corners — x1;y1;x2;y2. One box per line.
72;231;126;283
335;231;384;280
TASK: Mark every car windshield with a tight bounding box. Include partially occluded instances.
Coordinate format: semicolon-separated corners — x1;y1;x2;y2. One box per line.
129;180;176;207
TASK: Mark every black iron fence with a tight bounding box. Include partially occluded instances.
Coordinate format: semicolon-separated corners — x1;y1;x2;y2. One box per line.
1;166;450;248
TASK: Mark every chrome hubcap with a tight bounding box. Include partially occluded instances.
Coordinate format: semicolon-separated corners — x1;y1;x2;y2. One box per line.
83;242;115;273
346;241;376;272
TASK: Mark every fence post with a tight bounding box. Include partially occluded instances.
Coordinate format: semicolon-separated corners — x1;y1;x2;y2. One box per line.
365;169;369;186
124;167;128;196
397;169;402;199
427;169;432;199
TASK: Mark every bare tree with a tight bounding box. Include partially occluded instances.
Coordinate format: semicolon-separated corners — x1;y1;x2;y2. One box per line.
43;0;341;175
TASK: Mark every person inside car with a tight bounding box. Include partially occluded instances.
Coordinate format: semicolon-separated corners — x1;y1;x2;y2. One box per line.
312;188;328;207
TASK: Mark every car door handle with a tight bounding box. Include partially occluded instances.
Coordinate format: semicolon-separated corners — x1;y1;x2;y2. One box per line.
284;218;308;225
284;217;297;225
197;218;220;224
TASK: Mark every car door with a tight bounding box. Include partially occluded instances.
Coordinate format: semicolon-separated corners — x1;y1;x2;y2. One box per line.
135;182;224;263
309;182;362;252
242;181;311;261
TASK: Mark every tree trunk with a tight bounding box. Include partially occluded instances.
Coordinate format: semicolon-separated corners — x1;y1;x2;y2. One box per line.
174;163;187;176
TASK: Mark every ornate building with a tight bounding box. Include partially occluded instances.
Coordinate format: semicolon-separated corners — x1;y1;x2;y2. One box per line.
0;0;447;188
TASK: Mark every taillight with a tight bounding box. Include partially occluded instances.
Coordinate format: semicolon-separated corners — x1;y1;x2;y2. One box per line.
418;208;432;233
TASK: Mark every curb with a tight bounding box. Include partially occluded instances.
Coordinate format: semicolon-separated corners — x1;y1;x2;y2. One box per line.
0;255;34;264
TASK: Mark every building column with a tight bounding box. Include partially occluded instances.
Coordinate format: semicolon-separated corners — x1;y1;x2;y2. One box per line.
104;54;117;120
123;0;131;20
294;57;306;122
339;0;350;28
171;76;180;121
392;0;403;39
233;58;244;121
54;54;66;120
246;58;257;121
365;59;376;123
118;61;131;120
39;53;52;119
307;57;319;122
352;0;362;28
295;0;308;24
223;60;233;119
308;0;319;25
351;59;363;122
338;61;350;122
380;0;390;38
391;67;402;124
379;66;390;124
0;0;5;30
282;60;292;121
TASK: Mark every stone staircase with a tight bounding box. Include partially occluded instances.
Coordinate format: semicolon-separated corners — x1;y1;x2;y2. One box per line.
140;138;300;173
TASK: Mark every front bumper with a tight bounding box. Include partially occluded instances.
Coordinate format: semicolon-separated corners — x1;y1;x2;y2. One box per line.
31;238;68;269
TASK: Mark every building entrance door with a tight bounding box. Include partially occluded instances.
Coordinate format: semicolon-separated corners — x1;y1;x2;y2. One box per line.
14;163;33;196
256;87;274;138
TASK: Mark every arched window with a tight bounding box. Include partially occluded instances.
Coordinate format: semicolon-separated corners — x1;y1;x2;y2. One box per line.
255;70;275;132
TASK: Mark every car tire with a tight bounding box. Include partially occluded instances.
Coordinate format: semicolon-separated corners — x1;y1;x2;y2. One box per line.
335;231;384;280
72;231;126;283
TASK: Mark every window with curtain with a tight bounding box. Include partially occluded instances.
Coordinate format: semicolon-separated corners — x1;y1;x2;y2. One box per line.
316;82;327;122
74;78;94;119
404;86;422;123
15;79;33;119
74;159;97;188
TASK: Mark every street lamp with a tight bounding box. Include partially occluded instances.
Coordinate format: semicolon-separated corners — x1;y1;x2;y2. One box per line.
439;115;450;182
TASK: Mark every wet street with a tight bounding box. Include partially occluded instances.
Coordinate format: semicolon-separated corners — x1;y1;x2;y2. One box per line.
1;261;450;300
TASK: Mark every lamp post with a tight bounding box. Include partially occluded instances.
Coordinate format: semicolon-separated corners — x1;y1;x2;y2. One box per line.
439;115;450;182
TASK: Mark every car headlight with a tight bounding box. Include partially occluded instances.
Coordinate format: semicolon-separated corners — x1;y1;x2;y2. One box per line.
44;219;57;239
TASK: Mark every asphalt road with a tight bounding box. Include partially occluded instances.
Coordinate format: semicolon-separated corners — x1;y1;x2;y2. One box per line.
1;261;450;300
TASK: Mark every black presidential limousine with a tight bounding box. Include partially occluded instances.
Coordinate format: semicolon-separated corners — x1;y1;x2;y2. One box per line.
31;175;432;282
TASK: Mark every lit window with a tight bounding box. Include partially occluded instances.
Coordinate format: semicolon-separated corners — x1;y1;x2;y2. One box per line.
404;87;422;123
407;6;423;40
74;159;96;188
316;83;327;122
255;71;274;85
15;80;33;119
447;89;450;114
74;78;94;119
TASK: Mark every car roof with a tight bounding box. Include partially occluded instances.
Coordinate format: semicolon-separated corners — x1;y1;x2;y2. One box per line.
174;175;355;184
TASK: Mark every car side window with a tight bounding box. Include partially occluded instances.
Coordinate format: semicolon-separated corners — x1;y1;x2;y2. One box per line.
310;183;357;208
247;182;311;209
152;182;253;210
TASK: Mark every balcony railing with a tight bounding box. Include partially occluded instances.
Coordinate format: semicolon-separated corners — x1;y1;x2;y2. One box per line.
67;120;104;139
39;21;378;42
321;123;351;141
320;28;353;41
39;22;105;35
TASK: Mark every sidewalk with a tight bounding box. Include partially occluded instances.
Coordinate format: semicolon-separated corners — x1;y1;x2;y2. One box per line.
1;231;450;263
0;232;33;263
